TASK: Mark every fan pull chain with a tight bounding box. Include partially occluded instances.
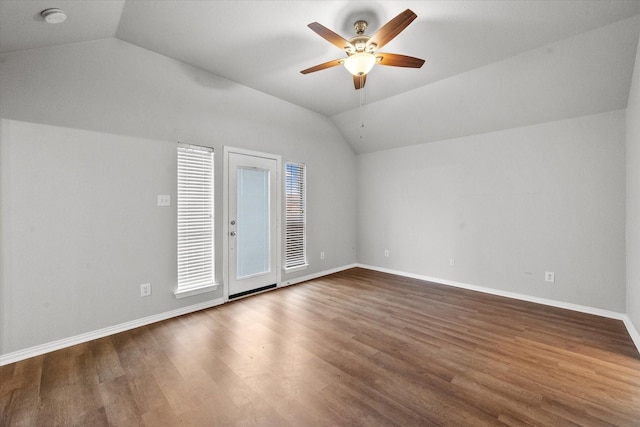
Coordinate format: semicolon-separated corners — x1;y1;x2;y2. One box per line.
359;75;365;140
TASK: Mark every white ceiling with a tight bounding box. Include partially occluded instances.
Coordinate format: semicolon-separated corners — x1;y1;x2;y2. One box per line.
1;1;639;153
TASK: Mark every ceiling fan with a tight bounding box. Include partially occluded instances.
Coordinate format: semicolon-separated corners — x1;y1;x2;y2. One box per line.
300;9;425;90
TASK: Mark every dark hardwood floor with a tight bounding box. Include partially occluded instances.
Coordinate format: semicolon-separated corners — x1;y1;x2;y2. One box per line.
2;267;640;426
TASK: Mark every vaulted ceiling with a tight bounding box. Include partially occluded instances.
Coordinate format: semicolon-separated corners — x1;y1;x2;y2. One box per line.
1;1;639;153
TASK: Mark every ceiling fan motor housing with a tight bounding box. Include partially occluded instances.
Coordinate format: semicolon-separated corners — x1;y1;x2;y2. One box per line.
347;35;373;54
347;21;377;55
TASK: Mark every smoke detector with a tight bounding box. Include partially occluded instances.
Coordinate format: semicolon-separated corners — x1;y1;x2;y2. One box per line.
41;8;67;24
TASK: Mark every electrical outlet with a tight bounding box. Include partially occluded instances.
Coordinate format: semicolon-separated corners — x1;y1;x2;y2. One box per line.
545;272;555;283
449;258;455;267
140;283;151;297
157;195;171;206
320;251;325;260
384;249;389;257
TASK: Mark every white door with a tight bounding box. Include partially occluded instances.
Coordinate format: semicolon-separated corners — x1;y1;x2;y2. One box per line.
227;150;279;298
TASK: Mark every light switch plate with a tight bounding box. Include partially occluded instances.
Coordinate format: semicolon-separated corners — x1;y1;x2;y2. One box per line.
157;195;171;206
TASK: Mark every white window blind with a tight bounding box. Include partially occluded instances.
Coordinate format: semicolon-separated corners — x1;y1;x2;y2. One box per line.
285;162;306;269
177;144;214;291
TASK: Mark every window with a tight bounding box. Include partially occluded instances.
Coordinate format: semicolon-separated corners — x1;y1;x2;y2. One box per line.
176;144;215;298
285;161;307;270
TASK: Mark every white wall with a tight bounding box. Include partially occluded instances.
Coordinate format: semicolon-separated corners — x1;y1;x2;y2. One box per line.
0;38;357;356
627;32;640;333
357;110;626;312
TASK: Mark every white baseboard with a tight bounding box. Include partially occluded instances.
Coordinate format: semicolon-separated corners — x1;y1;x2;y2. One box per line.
4;263;637;365
0;263;359;366
357;264;640;355
279;263;357;288
0;297;225;366
623;316;640;352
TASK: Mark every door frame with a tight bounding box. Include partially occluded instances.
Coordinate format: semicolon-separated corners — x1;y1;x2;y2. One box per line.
222;146;282;301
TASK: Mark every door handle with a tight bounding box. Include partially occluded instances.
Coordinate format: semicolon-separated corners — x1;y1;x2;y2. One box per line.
230;231;236;236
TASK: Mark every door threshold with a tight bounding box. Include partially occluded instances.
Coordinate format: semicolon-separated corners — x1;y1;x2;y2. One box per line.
229;283;277;300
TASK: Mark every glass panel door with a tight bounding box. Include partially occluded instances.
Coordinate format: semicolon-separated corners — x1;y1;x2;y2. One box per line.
236;167;270;278
228;151;278;298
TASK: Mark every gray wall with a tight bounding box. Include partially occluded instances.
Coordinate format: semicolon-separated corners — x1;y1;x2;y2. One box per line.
0;38;357;355
1;33;637;358
627;32;640;333
357;110;626;312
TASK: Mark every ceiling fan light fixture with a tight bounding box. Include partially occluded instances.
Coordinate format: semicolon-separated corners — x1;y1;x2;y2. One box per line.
344;52;376;76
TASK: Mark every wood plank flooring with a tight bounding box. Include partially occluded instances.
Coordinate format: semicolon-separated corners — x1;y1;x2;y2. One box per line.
2;267;639;426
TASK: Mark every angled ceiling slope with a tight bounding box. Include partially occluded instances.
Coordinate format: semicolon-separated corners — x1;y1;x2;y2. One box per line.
1;1;639;153
334;15;640;154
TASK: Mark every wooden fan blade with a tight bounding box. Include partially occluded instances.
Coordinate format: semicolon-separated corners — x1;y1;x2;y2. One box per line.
353;74;366;90
367;9;417;50
308;22;354;51
375;53;425;68
300;58;344;74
